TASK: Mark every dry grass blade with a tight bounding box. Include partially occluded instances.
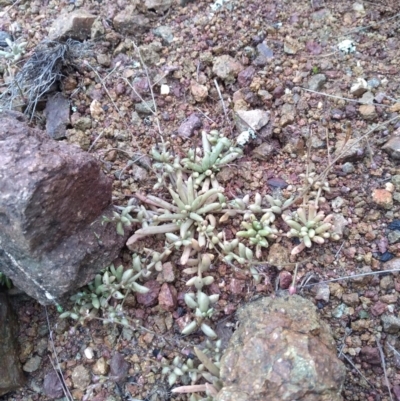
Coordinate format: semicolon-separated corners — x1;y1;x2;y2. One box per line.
376;338;394;401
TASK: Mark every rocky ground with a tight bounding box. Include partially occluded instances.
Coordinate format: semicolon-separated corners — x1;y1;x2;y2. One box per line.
2;0;400;400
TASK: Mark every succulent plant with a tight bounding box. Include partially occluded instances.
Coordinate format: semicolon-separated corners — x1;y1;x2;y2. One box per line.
59;263;149;323
0;38;27;62
283;201;340;255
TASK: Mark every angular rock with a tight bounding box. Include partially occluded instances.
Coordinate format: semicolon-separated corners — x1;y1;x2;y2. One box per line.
381;315;400;334
153;25;174;44
191;81;208;103
307;74;327;91
382;135;400;160
350;78;369;97
216;295;346;401
136;280;161;306
235;109;270;132
145;0;172;13
177;113;202;138
372;188;393;210
334;138;365;162
0;293;26;396
48;10;96;41
110;352;129;383
213;55;243;84
158;283;177;311
0;112;126;304
43;371;64;399
359;104;377;120
113;6;149;35
45;93;70;139
71;365;91;390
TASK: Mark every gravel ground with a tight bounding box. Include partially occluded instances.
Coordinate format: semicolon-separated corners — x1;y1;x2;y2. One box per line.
2;0;400;400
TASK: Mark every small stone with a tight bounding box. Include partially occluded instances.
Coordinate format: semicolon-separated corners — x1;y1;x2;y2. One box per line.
238;66;256;87
43;371;64;399
279;270;292;289
360;346;381;365
177;113;202;138
252;142;276;160
71;365;91;390
71;116;92;130
158;283;177;311
235;109;270;132
92;357;109;375
97;54;111;67
267;243;290;270
283;36;301;54
158;262;175;282
372;188;393;210
110;352;129;383
359;104;377;120
381;315;400;334
350;78;369;97
191;81;208;103
342;162;355;174
84;347;94;360
388;230;400;244
307;74;327;91
153;25;174;44
370;301;386;316
160;84;170;95
380;275;394;290
45;93;70;140
136;280;160;307
342;293;359;306
230;278;245;294
113;7;149;35
213;55;243;83
135;100;155;115
382;136;400;160
359;91;374;104
389;103;400;113
48;10;96;41
315;283;330;303
23;355;42;372
385;182;395;193
91;17;104;40
90;100;104;120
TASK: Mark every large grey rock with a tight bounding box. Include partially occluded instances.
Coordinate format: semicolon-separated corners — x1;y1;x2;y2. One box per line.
0;293;26;396
0;112;127;304
216;295;346;401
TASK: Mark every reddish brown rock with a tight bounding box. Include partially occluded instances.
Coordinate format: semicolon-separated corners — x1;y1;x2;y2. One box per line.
216;295;346;401
360;346;380;365
0;111;126;304
113;6;149;35
279;271;292;289
136;281;161;307
158;283;177;311
372;188;393;210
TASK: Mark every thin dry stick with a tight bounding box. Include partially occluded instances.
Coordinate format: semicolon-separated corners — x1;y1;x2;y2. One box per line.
300;87;392;107
302;267;400;288
214;78;232;133
132;41;165;143
377;338;394;401
84;60;122;115
45;307;74;401
341;352;374;388
295;115;400;204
